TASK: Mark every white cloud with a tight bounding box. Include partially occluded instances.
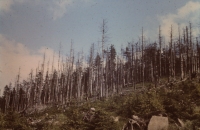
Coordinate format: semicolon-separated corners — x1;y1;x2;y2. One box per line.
0;34;60;95
0;0;27;13
51;0;72;20
177;1;200;18
0;0;14;12
50;0;94;20
159;1;200;42
0;0;93;20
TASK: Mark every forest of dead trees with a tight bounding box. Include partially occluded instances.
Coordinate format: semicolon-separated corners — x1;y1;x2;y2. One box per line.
1;21;200;113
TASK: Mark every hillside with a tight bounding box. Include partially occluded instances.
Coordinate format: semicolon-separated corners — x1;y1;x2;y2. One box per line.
0;78;200;130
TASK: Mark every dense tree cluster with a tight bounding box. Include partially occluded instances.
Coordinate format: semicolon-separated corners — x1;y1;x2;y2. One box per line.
1;21;200;113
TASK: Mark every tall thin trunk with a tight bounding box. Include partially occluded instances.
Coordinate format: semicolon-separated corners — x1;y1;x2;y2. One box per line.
142;28;144;88
159;25;162;78
179;26;184;80
168;25;173;82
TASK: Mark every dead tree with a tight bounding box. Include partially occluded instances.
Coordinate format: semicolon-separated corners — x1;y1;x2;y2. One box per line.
178;25;184;80
142;28;145;88
89;44;94;97
159;26;162;78
100;19;108;98
168;25;173;82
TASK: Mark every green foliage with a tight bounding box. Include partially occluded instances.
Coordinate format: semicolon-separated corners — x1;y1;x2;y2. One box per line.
162;80;200;128
140;91;164;115
61;107;85;130
2;110;30;130
89;110;119;130
59;106;119;130
116;91;164;118
115;80;200;128
0;111;4;129
116;93;142;117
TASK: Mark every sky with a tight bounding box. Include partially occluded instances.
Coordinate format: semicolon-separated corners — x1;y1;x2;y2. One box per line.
0;0;200;95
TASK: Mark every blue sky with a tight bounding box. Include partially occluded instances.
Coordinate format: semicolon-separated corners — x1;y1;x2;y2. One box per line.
0;0;200;93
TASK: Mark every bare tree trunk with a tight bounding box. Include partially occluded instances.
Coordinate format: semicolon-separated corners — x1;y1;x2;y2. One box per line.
186;26;191;79
89;44;94;97
131;44;136;89
168;25;173;82
179;26;184;80
151;60;154;82
173;42;176;79
189;23;193;73
159;26;162;78
196;38;199;73
142;28;144;88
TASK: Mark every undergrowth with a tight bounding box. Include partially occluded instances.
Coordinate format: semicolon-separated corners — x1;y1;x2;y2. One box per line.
0;79;200;129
